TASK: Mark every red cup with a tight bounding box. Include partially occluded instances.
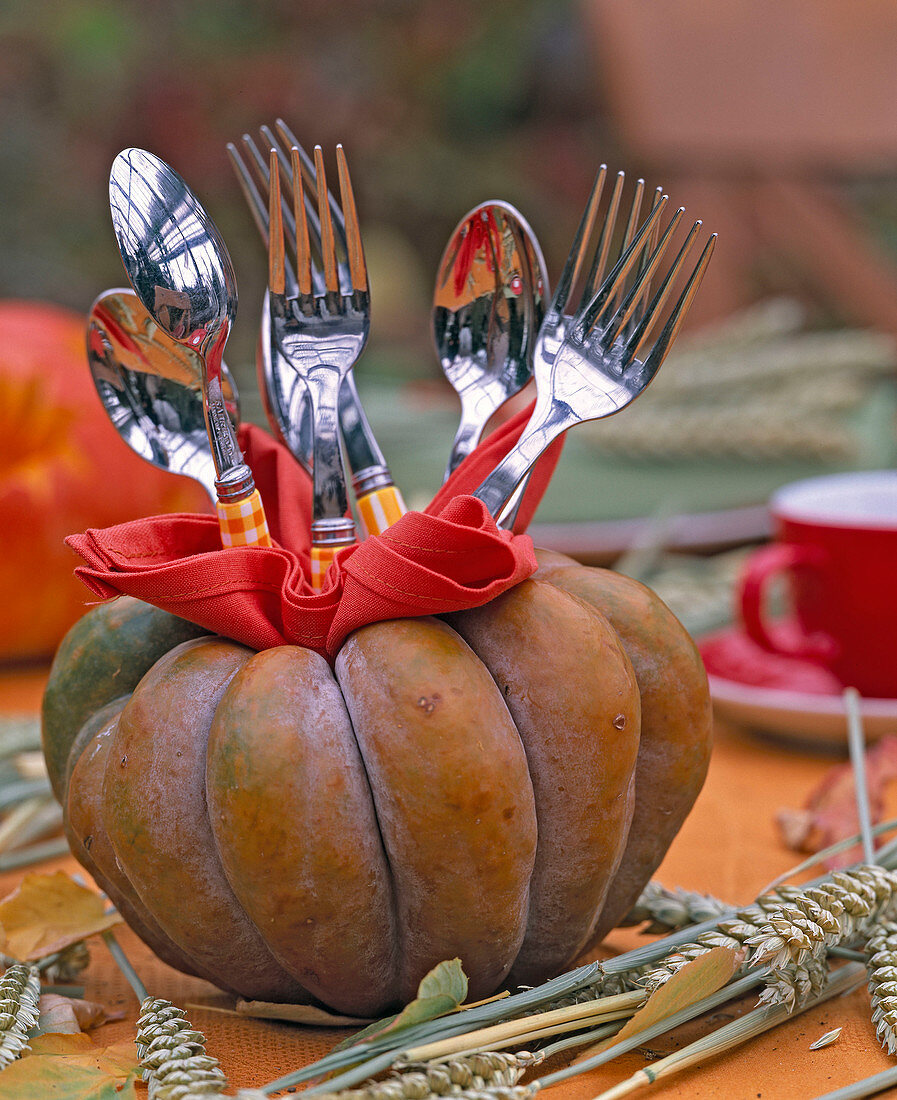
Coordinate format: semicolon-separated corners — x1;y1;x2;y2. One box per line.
738;471;897;699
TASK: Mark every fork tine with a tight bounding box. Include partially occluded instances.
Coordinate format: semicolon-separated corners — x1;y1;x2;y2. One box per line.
622;219;702;364
226;142;269;243
600;206;685;347
600;177;644;321
273;121;343;259
243;130;323;297
260;125;326;254
633;230;717;374
276;118;348;245
276;119;316;188
291;148;313;297
582;170;625;300
577;195;668;336
620;178;645;253
238;132;296;248
645;186;664;253
626;185;666;332
336;145;367;293
268;150;286;296
547;164;606;320
314;146;340;294
240;134;278;224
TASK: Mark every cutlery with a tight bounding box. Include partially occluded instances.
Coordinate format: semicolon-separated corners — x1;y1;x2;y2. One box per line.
474;174;716;519
494;171;662;531
257;290;313;475
228;121;406;538
108;147;271;549
433;200;548;482
86;287;239;504
266;143;368;588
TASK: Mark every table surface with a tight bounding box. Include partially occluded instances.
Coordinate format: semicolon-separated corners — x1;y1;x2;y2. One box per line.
2;662;895;1100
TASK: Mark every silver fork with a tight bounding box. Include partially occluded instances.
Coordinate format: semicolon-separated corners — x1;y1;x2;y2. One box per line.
228;121;406;539
496;169;663;531
476;180;716;519
266;144;369;588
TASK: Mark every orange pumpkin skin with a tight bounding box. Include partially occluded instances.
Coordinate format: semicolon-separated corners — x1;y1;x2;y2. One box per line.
208;644;400;1014
335;617;539;1004
0;299;210;662
445;579;640;987
49;566;709;1015
533;552;713;943
64;705;215;985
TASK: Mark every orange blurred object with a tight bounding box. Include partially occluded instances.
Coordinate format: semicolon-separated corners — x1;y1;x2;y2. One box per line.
0;299;211;663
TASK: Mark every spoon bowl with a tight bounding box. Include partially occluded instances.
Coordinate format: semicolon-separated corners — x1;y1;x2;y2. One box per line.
109;148;251;498
87;288;239;504
433;201;548;480
109;148;236;359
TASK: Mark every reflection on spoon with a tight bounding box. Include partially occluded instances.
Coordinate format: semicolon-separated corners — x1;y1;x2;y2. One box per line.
87;288;239;504
433;200;548;482
110;147;271;548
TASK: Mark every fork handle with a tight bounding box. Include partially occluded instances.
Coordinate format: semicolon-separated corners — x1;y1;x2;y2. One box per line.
496;474;532;532
216;488;273;549
473;405;573;520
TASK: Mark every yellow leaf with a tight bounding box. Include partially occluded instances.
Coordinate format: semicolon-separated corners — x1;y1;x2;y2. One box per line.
584;946;742;1058
0;1033;139;1099
0;871;121;961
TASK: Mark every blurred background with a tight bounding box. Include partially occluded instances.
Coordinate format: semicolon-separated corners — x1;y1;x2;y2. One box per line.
3;0;897;659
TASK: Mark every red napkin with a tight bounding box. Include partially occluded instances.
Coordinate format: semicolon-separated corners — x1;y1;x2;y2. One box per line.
67;403;564;661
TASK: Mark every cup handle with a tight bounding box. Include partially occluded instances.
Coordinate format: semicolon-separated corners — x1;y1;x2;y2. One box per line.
738;543;839;664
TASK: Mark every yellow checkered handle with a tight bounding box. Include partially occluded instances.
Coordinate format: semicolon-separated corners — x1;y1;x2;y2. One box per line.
216;489;273;549
310;517;357;591
310;545;341;591
356;483;407;538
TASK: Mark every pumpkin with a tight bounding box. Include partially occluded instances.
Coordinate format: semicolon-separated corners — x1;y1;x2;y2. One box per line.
43;552;712;1016
0;299;210;662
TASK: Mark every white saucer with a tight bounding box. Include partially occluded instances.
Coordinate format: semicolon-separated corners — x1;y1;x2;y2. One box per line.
698;626;897;748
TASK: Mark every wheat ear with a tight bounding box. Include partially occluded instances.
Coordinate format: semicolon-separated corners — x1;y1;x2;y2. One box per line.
0;963;40;1068
864;919;897;1055
136;996;227;1100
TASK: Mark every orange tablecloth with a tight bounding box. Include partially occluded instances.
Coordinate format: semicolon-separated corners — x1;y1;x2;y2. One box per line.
1;662;895;1099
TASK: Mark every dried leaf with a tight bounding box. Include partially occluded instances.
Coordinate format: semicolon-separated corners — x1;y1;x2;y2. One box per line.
0;871;121;961
809;1027;842;1050
776;735;897;868
36;994;81;1034
0;1032;140;1099
35;993;123;1035
584;946;742;1059
236;999;373;1026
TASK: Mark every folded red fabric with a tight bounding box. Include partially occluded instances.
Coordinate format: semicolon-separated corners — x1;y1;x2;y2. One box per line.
67;404;564;661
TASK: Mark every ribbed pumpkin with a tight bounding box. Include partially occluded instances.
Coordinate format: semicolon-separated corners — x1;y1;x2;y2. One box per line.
43;551;712;1016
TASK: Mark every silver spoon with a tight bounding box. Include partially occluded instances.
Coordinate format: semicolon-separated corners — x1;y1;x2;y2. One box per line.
87;288;239;504
433;201;548;483
109;147;271;547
